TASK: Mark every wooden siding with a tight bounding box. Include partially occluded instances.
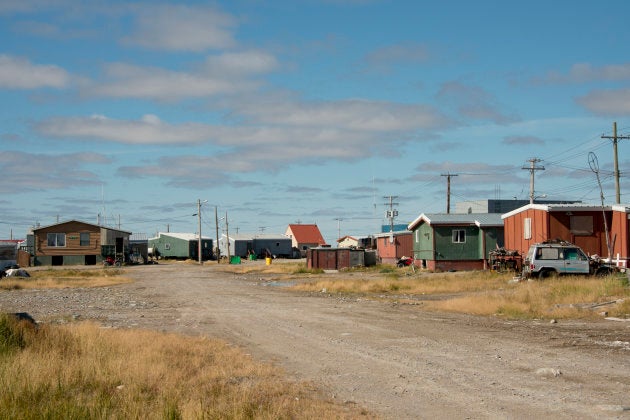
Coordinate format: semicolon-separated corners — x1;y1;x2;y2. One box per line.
35;221;101;257
413;223;434;260
504;208;619;258
376;233;413;264
433;225;480;260
612;210;629;260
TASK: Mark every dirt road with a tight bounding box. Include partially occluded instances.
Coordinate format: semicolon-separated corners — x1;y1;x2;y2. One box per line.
1;263;629;419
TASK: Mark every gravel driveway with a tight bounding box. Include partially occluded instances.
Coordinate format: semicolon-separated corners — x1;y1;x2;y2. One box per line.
1;263;629;419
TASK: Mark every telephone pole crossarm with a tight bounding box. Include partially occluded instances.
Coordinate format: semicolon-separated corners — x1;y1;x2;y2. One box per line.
521;158;545;204
601;122;630;204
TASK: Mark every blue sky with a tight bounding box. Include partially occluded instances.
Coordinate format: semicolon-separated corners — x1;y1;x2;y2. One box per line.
1;0;630;244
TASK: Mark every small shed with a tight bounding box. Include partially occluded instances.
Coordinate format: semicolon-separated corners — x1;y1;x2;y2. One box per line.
148;232;213;261
374;231;413;265
307;247;374;270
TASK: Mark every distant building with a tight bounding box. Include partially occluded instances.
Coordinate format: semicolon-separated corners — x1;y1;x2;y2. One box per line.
337;235;358;248
455;199;581;215
219;233;293;259
285;224;327;256
148;232;213;261
381;224;409;233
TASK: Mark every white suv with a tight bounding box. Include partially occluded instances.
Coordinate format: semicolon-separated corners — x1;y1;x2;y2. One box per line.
523;241;597;279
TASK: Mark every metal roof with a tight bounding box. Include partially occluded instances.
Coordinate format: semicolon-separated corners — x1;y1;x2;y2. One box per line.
408;213;503;230
151;232;212;241
32;219;132;235
500;203;630;219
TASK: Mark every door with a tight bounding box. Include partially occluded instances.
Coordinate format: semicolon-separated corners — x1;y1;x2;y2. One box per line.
562;247;590;274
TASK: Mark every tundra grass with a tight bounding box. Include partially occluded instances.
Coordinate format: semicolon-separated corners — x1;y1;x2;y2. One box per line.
0;268;131;290
0;314;371;419
291;270;630;320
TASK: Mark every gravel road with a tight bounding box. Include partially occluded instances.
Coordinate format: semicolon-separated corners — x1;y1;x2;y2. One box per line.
1;263;629;419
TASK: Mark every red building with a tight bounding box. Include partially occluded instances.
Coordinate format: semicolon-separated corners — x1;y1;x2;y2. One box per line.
374;231;413;265
502;204;629;269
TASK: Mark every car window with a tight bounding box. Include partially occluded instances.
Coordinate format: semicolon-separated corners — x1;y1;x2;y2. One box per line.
538;247;559;260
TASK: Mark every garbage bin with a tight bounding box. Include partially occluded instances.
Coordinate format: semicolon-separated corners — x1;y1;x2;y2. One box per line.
265;257;272;265
230;256;241;264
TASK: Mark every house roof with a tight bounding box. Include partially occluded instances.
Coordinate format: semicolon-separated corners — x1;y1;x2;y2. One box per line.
500;203;628;219
32;219;131;235
408;213;503;230
287;224;326;245
151;232;212;241
221;233;291;241
373;230;412;238
336;235;357;243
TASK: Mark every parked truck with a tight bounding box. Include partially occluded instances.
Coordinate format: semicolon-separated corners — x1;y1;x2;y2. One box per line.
522;240;619;279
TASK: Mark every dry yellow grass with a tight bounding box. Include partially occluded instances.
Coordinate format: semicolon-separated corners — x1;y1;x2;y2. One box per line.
290;268;630;320
0;317;371;419
0;268;132;290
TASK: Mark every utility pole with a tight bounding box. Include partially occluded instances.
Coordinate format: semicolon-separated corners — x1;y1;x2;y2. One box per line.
383;196;399;241
440;173;458;213
522;158;545;204
215;206;220;264
601;122;630;204
334;217;343;240
197;199;202;265
225;211;231;262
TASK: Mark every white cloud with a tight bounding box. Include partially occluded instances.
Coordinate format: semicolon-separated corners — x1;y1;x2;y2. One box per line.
0;54;69;89
36;114;213;145
0;151;109;193
540;63;630;84
437;81;518;124
83;60;265;100
202;50;279;75
576;88;630;115
122;5;236;51
227;97;450;131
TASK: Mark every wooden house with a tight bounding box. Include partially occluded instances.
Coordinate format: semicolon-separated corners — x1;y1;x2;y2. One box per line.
31;220;130;266
148;232;213;261
374;231;413;265
407;213;504;271
502;204;629;269
285;224;327;256
336;235;359;248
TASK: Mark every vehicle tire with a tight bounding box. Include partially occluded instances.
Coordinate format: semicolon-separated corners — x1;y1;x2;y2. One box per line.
538;269;556;280
115;260;122;267
595;267;612;277
397;262;404;268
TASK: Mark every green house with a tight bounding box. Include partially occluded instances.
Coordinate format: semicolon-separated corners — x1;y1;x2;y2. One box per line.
148;232;213;261
407;213;504;271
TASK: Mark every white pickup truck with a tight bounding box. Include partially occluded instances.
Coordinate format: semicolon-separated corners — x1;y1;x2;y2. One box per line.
522;240;617;279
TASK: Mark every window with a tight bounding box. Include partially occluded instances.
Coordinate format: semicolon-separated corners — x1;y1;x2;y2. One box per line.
80;232;90;246
524;218;532;240
47;233;66;247
452;229;466;243
570;216;593;236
